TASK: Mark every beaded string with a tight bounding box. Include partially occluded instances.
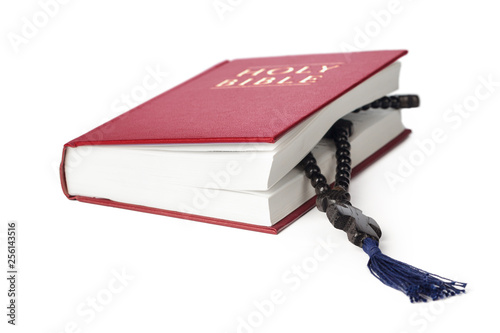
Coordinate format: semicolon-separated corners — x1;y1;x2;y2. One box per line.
298;95;467;302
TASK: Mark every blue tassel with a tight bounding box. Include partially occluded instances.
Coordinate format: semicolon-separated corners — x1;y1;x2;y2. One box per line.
362;238;466;303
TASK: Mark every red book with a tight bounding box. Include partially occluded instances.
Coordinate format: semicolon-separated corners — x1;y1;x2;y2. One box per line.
60;50;410;233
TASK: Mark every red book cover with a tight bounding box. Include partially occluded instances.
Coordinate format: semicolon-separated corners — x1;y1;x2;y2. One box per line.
64;50;407;147
60;50;409;233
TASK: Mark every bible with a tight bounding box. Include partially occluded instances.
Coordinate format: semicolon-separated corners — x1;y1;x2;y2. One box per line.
60;50;409;233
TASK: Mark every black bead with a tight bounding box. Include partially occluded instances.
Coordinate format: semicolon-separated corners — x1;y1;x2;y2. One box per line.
311;173;327;187
336;148;350;158
335;178;350;190
337;170;350;180
335;130;348;139
398;95;420;108
305;164;320;178
334;136;349;144
300;153;316;168
335;181;349;191
390;96;400;109
337;141;350;150
361;104;370;110
381;97;390;109
337;163;351;173
371;99;381;108
337;156;351;165
336;175;350;184
315;183;331;195
332;119;353;137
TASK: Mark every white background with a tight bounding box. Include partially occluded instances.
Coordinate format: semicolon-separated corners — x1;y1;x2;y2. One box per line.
1;1;499;332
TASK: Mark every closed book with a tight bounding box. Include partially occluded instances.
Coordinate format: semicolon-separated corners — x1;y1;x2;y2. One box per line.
60;50;410;233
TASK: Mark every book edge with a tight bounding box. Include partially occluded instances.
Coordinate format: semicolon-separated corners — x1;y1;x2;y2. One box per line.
61;129;411;234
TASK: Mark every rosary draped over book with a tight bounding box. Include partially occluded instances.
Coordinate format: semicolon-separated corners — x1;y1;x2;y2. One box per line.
60;50;466;302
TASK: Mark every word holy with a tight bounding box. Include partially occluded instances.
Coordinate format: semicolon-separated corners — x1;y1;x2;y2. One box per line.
214;63;343;88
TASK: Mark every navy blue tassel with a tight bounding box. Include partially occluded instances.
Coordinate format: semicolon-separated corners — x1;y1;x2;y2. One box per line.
362;238;466;303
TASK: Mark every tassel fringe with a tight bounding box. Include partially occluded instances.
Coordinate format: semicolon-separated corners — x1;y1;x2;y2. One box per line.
362;238;466;303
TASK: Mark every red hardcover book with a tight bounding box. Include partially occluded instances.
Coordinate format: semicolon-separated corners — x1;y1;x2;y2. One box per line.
60;50;410;233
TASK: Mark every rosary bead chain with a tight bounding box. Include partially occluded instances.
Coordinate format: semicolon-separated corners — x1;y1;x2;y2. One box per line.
353;94;420;112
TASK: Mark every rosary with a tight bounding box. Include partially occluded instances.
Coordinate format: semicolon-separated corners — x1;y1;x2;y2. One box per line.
300;95;466;303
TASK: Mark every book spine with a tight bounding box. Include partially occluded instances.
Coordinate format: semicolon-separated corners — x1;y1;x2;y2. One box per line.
60;145;74;199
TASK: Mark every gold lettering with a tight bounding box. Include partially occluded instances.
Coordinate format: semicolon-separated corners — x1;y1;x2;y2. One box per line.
253;77;276;85
215;79;239;87
319;63;343;73
215;63;343;88
267;67;294;75
295;66;311;74
277;77;293;84
299;75;323;84
237;68;265;77
238;78;253;86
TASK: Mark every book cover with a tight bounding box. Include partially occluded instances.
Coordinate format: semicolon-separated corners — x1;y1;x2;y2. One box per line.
63;50;407;147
